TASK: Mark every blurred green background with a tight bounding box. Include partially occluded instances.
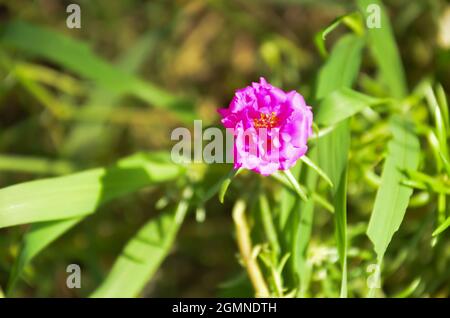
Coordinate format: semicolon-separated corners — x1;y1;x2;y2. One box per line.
0;0;449;297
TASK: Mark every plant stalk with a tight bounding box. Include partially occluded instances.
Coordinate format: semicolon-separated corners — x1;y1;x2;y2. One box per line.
232;199;270;298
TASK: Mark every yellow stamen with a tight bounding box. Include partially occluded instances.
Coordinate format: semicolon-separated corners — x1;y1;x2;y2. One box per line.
253;112;279;129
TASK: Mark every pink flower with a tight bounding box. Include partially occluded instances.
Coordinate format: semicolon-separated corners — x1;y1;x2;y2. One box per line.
218;77;313;176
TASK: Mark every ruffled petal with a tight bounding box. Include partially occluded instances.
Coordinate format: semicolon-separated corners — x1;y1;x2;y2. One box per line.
218;78;313;176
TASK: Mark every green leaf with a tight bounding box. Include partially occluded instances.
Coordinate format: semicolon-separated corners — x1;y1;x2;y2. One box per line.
4;153;185;292
7;217;82;292
300;155;333;187
315;33;365;297
315;35;365;99
318;120;350;298
432;216;450;236
291;148;318;297
439;152;450;177
219;168;242;203
393;278;421;298
0;152;183;228
435;83;449;133
314;12;363;57
425;84;448;162
282;169;308;202
258;193;280;257
272;164;332;215
367;116;420;260
316;88;389;126
277;161;302;233
63;30;162;159
357;4;421;296
0;155;75;175
0;20;195;121
357;0;407;98
405;169;449;194
91;191;191;297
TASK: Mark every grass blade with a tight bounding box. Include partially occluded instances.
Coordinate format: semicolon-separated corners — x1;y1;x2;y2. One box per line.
91;189;191;297
62;31;161;159
432;216;450;236
357;1;421;297
0;20;194;121
5;153;184;291
357;0;407;98
7;217;82;293
291;148;318;297
0;152;183;228
0;155;75;175
315;34;365;297
300;155;333;187
219;167;242;203
367;116;420;263
315;35;365;99
259;193;280;256
282;169;308;202
316;88;389;126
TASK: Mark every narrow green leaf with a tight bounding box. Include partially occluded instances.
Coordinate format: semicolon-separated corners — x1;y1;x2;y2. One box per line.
439;152;450;177
319;120;351;298
358;1;415;296
425;84;448;160
316;35;365;99
63;30;161;159
0;20;194;121
315;34;365;297
282;169;308;202
367;116;420;260
432;216;450;236
435;83;449;133
5;153;184;292
314;12;363;57
300;155;333;187
334;164;348;298
0;152;183;228
357;0;407;98
0;155;75;175
393;278;421;298
272;165;333;214
405;169;449;194
259;193;280;256
91;191;191;297
316;88;389;126
7;217;82;292
291;148;318;297
219;168;242;203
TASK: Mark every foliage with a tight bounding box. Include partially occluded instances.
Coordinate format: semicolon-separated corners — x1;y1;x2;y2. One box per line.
0;0;449;298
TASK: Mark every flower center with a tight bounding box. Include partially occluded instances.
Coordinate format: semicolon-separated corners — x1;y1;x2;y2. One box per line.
253;112;279;129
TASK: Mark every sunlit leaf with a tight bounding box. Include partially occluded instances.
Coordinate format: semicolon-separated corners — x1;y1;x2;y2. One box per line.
4;152;185;292
219;167;242;203
7;217;82;292
367;116;420;260
357;0;407;98
316;34;365;297
91;190;191;297
0;152;183;228
316;88;389;127
432;216;450;236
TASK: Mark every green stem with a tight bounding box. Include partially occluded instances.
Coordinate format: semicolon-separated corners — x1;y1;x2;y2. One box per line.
367;258;382;298
232;199;270;298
